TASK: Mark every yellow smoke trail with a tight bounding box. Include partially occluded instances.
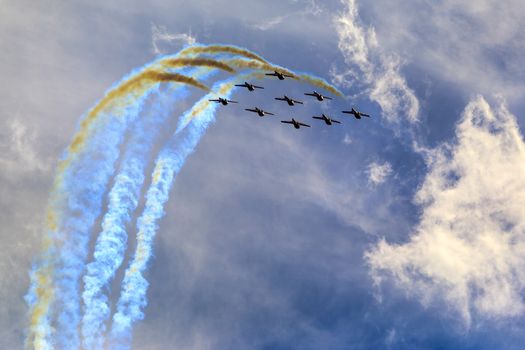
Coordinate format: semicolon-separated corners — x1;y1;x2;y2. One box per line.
178;45;268;63
298;73;344;97
159;57;236;74
224;58;298;80
223;58;341;96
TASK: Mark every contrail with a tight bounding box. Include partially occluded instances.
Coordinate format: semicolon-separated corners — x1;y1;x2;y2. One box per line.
109;76;244;350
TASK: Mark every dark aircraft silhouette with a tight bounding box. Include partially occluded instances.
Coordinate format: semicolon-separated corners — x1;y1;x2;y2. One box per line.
304;91;333;101
234;81;264;91
281;118;311;129
265;70;294;80
245;107;275;117
208;97;238;106
275;95;303;106
312;114;341;126
342;107;371;119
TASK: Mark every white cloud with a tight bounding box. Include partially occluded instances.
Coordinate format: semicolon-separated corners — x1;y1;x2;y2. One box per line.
367;161;392;185
0;116;49;181
333;0;419;124
151;24;196;55
366;96;525;325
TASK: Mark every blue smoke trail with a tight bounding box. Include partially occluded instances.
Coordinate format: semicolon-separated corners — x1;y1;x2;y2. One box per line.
52;77;168;350
80;87;188;350
81;67;219;350
108;78;236;350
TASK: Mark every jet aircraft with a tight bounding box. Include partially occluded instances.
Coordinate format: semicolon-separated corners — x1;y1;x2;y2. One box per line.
281;118;311;129
265;70;294;80
245;107;275;117
312;114;341;126
342;107;371;119
234;81;264;91
208;97;238;106
304;91;333;101
275;95;303;106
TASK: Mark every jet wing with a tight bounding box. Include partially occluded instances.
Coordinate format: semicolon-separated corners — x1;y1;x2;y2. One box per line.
323;96;333;100
264;111;275;116
361;113;371;117
208;99;220;102
252;85;264;89
282;74;294;77
312;116;324;120
331;119;341;124
281;120;293;124
265;72;278;76
245;108;257;113
275;97;286;101
341;110;353;114
298;122;311;127
292;100;303;104
304;93;316;97
234;83;247;87
227;100;238;103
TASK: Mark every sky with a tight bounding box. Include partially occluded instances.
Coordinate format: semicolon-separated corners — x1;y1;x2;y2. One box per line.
1;0;525;349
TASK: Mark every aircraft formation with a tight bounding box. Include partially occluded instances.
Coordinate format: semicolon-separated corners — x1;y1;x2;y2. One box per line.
209;70;371;130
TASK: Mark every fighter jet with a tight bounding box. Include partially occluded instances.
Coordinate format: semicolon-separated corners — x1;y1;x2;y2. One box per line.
208;97;238;106
312;114;341;126
245;107;275;117
342;107;371;119
265;70;294;80
281;118;311;129
234;81;264;91
304;91;333;101
275;95;303;106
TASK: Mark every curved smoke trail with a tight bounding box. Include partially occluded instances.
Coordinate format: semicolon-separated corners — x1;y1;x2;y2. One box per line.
80;67;220;350
25;44;342;350
109;75;243;350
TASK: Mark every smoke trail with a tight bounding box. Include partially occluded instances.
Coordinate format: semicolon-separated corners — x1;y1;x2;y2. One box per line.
25;44;344;350
178;44;268;63
25;57;224;349
297;73;344;97
108;77;240;350
53;72;209;350
160;57;236;73
80;67;220;350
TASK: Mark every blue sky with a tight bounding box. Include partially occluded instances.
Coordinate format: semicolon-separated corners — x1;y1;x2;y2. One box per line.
1;0;525;349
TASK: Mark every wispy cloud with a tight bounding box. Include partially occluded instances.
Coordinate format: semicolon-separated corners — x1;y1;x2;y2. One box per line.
367;161;392;186
0;116;49;181
151;24;196;55
250;0;323;31
333;0;419;124
366;96;525;325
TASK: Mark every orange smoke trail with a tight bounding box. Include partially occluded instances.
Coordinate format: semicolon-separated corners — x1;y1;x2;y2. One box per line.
178;45;268;63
